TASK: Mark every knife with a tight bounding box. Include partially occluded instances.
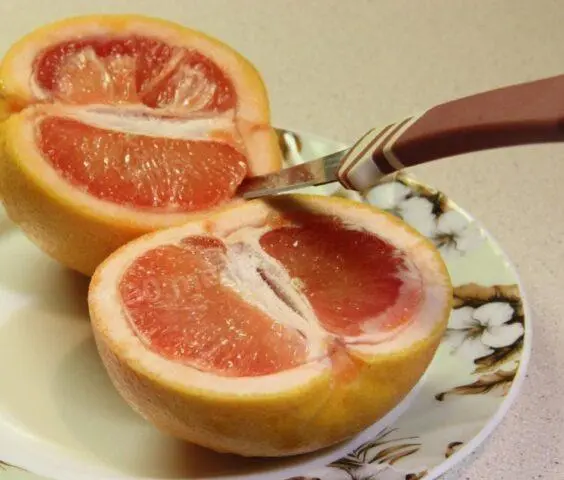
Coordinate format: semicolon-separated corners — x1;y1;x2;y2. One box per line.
238;74;564;199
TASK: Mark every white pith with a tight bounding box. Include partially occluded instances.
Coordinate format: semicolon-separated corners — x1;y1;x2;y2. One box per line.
37;44;225;116
90;197;451;395
221;226;327;350
4;105;275;230
67;107;237;140
219;224;423;347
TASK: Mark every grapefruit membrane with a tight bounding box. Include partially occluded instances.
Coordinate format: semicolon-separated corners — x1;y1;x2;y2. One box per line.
89;194;452;457
0;15;281;275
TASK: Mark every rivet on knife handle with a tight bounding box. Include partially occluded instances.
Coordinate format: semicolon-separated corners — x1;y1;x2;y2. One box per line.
338;74;564;192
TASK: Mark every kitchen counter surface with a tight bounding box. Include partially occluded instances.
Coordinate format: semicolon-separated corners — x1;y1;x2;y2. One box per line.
0;1;562;479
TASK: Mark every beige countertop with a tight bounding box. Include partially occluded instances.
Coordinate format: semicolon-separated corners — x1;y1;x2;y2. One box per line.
0;1;563;478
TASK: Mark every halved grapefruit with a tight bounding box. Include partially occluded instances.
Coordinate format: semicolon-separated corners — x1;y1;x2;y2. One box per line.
0;15;281;275
89;194;452;457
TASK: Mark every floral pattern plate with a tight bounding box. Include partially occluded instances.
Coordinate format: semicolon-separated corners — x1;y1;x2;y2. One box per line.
0;129;530;480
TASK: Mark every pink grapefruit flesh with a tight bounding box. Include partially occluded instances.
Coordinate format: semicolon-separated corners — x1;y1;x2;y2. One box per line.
0;15;282;276
38;116;247;211
35;37;236;110
89;193;452;457
259;215;423;336
118;213;423;377
33;36;249;213
119;235;309;377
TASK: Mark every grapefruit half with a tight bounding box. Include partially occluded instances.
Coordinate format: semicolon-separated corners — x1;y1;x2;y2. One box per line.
89;194;452;457
0;15;281;275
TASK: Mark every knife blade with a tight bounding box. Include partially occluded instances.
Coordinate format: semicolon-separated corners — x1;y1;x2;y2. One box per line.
237;148;349;199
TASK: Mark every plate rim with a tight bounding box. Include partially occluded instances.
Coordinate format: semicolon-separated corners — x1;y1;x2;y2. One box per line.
425;230;532;479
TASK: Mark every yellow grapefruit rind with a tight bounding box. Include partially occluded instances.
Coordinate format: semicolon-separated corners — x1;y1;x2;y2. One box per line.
0;14;282;276
0;113;246;275
0;14;276;143
89;194;453;457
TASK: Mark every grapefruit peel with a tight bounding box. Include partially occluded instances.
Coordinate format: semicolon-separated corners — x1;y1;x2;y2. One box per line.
0;15;281;275
89;194;452;457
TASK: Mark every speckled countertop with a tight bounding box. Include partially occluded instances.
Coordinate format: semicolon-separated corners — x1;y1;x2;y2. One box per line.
0;1;563;479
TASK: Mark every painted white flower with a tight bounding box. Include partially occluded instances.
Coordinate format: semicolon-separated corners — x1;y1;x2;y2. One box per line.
364;181;411;211
365;182;436;237
432;209;484;261
447;302;525;359
366;181;486;261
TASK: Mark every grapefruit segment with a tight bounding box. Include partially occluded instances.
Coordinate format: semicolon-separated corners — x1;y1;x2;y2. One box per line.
89;194;452;456
0;15;281;274
120;237;309;377
259;214;423;337
38;115;247;211
35;37;236;111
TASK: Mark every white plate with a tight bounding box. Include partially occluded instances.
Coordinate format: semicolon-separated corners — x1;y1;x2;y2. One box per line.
0;129;531;480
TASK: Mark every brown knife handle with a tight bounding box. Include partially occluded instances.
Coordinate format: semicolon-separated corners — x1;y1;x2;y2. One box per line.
338;74;564;191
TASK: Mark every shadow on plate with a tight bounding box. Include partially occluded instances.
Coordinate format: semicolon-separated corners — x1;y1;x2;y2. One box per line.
51;336;345;479
0;215;14;237
0;208;354;479
0;220;90;318
0;223;345;479
0;311;345;480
